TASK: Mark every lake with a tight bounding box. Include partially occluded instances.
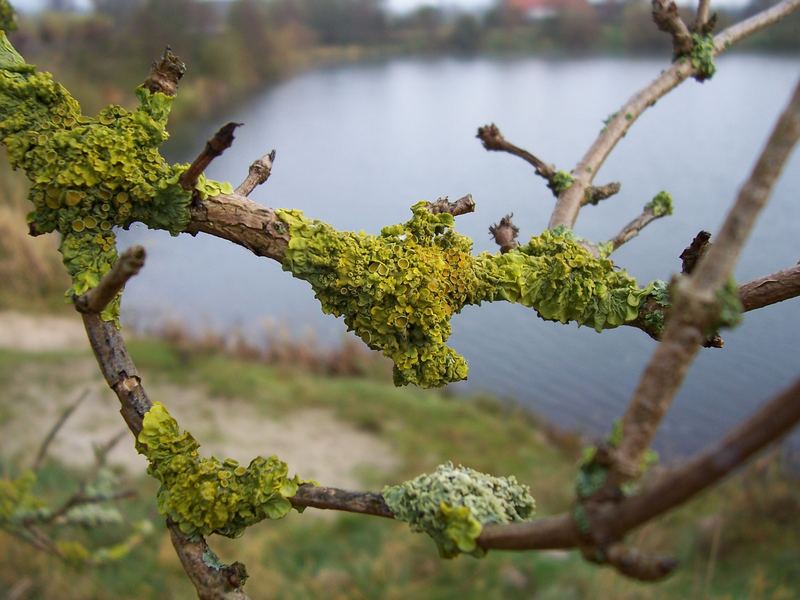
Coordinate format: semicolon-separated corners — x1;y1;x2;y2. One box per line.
119;54;800;459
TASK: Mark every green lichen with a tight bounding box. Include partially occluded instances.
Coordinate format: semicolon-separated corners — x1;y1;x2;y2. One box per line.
383;462;535;558
646;191;674;217
552;170;574;194
278;205;659;388
0;0;16;32
714;277;743;331
0;36;232;322
136;402;304;538
690;33;716;81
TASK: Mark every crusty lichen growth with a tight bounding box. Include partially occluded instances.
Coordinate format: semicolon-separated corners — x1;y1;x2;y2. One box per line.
278;204;659;387
646;191;674;217
552;169;574;194
136;402;304;538
0;32;232;321
689;33;716;82
278;202;486;388
383;462;535;558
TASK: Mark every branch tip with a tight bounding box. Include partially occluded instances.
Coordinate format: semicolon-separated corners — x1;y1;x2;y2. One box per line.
74;246;146;314
489;214;520;253
235;150;276;197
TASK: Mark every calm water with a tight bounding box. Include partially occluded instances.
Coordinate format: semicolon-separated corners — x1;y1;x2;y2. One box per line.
119;55;800;458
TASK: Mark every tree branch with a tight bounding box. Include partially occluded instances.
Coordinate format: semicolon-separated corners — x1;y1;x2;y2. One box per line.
74;246;146;314
548;0;800;230
740;264;800;311
612;78;800;481
180;122;241;192
652;0;694;59
608;203;670;252
236;150;276;197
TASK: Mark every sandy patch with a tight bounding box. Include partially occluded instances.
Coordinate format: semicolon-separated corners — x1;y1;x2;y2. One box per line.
0;311;88;351
0;358;398;491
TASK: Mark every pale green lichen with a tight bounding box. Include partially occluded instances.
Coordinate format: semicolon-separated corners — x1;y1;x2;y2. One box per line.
278;205;660;388
383;462;535;558
136;402;304;538
0;34;232;322
0;470;41;522
690;33;716;81
646;191;674;217
552;170;574;194
714;277;743;331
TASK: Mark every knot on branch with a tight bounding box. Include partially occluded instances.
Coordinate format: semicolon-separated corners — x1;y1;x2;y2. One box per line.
580;543;678;581
489;214;520;253
143;47;186;97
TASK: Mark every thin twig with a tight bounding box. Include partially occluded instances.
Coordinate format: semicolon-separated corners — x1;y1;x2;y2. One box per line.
179;122;242;192
32;389;89;471
74;246;146;314
236;150;276;197
608;205;670;252
694;0;713;33
548;0;800;230
652;0;694;59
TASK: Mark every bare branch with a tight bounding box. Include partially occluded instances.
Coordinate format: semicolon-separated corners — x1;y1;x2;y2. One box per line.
608;203;670;253
652;0;694;58
693;0;715;34
186;193;289;261
180;122;242;192
583;181;622;206
740;264;800;311
32;389;89;471
290;485;394;518
169;525;250;600
613;79;800;481
236;150;276;197
477;123;557;182
425;194;476;216
548;0;800;230
74;246;146;314
142;47;186;97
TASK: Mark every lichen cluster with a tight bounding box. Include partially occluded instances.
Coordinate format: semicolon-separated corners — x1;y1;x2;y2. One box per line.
690;33;716;81
383;462;535;558
278;205;659;387
552;170;574;194
0;32;231;321
646;191;673;217
476;228;658;332
278;202;487;388
136;402;304;538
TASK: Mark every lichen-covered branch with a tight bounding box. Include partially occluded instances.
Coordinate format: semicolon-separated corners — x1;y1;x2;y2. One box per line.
548;0;800;230
74;246;146;314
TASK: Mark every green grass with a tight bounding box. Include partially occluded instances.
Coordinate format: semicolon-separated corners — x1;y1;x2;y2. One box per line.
1;341;798;599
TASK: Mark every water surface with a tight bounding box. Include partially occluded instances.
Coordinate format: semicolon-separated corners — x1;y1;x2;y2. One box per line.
119;55;800;458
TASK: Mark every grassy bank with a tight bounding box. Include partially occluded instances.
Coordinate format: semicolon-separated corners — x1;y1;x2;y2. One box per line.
0;339;797;599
